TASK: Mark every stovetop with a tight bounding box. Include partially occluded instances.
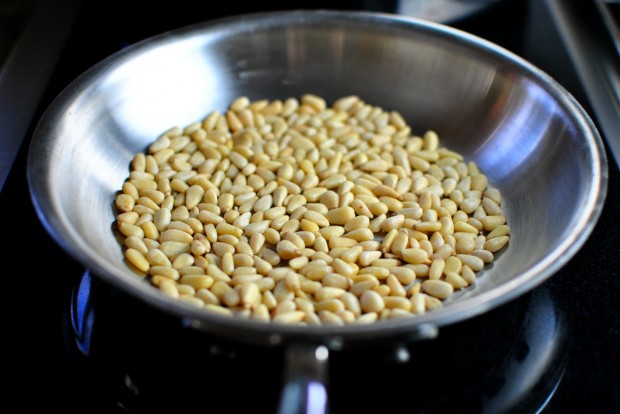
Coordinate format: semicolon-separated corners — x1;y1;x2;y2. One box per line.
2;1;619;413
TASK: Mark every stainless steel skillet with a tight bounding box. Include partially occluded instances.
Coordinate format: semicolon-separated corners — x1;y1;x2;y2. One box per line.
27;10;607;413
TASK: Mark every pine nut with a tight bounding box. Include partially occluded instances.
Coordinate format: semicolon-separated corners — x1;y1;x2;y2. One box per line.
390;267;416;285
471;249;494;263
179;274;214;290
356;312;378;324
125;248;150;272
273;311;305;324
315;286;346;301
402;248;429;265
484;236;509;252
445;271;468;289
115;95;510;324
359;250;383;267
360;290;385;313
325;206;355;225
384;296;411;311
349;278;379;296
344;215;370;232
461;265;476;285
159;279;179;299
487;224;510;239
177;284;196;297
480;215;506;231
410;293;425;314
422;280;454;299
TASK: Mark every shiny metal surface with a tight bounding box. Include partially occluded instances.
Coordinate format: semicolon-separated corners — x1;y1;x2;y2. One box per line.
278;344;329;414
28;11;607;345
546;0;620;168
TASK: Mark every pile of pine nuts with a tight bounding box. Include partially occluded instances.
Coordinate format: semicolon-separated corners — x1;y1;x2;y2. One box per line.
115;95;510;325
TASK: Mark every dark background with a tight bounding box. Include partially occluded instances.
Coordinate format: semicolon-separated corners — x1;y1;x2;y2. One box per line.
1;0;618;412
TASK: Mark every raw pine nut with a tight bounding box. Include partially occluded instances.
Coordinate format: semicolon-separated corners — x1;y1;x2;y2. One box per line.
390;231;409;256
390;267;416;285
359;250;383;267
304;210;329;227
179;274;214;290
118;222;144;239
487;224;510;239
325;206;355;225
251;304;270;322
382;214;405;232
160;229;193;244
273;311;305;324
361;266;390;279
410;293;425;314
484;235;510;252
402;248;429;265
480;215;506;231
125;236;148;255
345;215;370;232
360;290;385;313
115;94;510;324
116;194;135;212
340;245;364;263
461;265;476;285
159;280;179;299
356;312;378;324
429;259;445;280
349;277;379;296
414;221;442;233
316;298;345;313
386;274;406;297
159;241;190;258
319;226;345;240
343;228;374;242
456;236;475;254
319;310;345;326
126;248;150;272
422;280;454;299
457;254;485;272
471;249;494;263
444;256;462;275
315;286;346;301
173;253;194;269
177;284;196;296
453;221;479;234
384;296;411;311
445;272;468;289
339;292;362;316
424;294;443;310
320;273;348;290
146;250;171;267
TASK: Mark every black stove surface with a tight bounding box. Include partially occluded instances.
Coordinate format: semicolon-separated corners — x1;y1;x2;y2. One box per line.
3;1;619;413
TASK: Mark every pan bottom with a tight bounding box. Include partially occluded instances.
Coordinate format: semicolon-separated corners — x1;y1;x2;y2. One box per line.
61;269;567;413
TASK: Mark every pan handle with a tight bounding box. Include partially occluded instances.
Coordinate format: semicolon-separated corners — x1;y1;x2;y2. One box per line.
278;343;330;414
